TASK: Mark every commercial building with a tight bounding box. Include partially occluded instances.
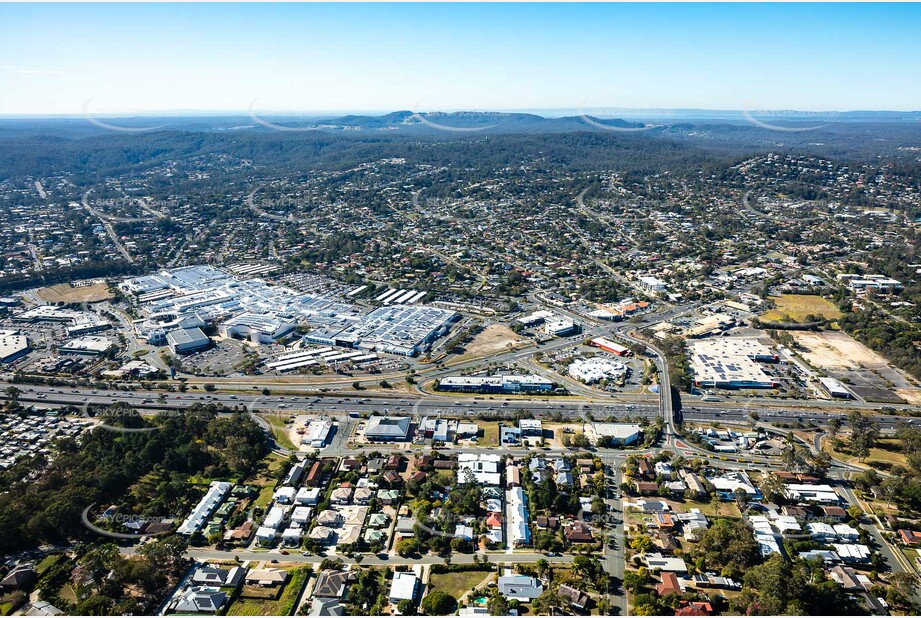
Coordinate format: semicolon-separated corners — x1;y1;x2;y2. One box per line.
306;305;458;357
690;338;778;389
568;357;628;384
0;331;29;363
122;265;457;356
837;274;903;293
221;313;295;343
437;374;553;394
364;417;411;442
519;419;543;437
543;317;576;337
166;327;211;354
785;483;840;504
639;276;667;294
59;336;113;356
516;310;553;327
588;423;642;446
818;377;852;399
135;313;207;345
301;418;334;448
590;336;631;356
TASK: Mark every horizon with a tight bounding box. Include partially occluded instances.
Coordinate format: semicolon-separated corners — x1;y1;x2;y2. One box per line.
1;106;919;121
2;3;920;115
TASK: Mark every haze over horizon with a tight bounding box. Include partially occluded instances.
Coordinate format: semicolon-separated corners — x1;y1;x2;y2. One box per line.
1;2;920;116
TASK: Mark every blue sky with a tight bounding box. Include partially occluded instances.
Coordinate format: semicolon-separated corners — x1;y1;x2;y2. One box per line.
0;3;919;115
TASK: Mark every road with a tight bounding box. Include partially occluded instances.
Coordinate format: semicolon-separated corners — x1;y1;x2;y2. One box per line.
82;189;135;263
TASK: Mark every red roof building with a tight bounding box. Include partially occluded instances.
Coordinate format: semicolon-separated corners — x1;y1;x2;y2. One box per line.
656;572;682;596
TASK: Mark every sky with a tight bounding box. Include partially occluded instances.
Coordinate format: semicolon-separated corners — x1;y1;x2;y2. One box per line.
0;3;920;116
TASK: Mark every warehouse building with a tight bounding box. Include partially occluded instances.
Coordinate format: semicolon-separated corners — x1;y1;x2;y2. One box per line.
364;416;412;442
818;377;852;399
0;331;30;363
690;338;778;389
588;423;642;446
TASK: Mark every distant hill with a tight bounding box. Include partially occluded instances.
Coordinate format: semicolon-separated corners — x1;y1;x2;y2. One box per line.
248;110;649;134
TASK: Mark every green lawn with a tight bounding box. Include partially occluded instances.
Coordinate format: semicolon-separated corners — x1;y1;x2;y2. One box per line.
227;568;309;616
35;553;63;575
429;570;494;600
259;414;298;451
685;501;742;518
479;422;500;447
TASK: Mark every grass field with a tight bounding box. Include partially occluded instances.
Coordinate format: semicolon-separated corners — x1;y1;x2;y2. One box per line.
429;570;494;600
760;294;842;323
252;452;288;509
227;568;309;616
36;281;114;303
824;436;908;469
259;414;297;451
686;501;742;518
479;422;500;447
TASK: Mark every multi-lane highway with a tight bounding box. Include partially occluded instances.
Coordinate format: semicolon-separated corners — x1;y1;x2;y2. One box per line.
3;383;917;433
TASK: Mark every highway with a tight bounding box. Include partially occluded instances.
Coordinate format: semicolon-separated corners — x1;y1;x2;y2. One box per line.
3;383;917;434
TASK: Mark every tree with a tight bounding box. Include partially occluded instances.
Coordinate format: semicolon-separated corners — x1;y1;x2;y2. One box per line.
760;473;787;504
848;410;880;461
694;519;759;579
421;590;457;615
532;589;564;616
487;594;509;616
734;486;749;511
3;386;22;414
396;539;416;557
630;534;653;554
847;504;863;521
887;572;920;611
396;599;414;615
624;568;649;592
827;416;842;439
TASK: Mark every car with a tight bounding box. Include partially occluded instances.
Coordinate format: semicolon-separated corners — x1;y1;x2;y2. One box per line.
270;559;279;563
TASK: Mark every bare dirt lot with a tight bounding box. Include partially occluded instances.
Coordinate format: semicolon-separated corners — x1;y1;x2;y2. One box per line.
794;331;887;370
792;330;921;400
36;281;114;303
454;324;530;361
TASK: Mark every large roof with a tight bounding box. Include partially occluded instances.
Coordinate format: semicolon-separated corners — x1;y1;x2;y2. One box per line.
365;416;411;439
